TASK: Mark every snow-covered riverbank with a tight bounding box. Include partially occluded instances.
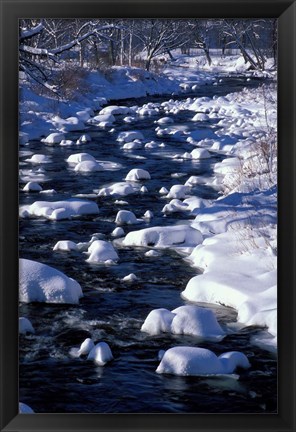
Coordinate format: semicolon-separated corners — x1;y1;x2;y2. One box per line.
19;54;277;412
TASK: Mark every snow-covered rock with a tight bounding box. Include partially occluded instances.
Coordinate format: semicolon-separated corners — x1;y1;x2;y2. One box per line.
87;341;113;365
125;168;151;181
122;141;143;150
42;132;65;144
86;240;119;264
23;182;42;192
20;199;99;220
19;258;83;304
166;185;190;199
25;154;51;163
53;240;78;252
98;182;139;197
191;148;211;159
156;346;250;376
74;161;103;172
111;227;125;238
19;317;35;334
78;338;95;356
123;225;203;248
141;305;224;339
19;402;34;414
76;134;91;144
100;105;131;116
157;117;174;125
192;113;209;121
122;273;138;282
115;210;142;225
117;131;145;142
67;153;96;164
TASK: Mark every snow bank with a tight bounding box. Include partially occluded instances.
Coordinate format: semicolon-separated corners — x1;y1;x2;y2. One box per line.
86;240;119;264
123;225;203;248
20;198;99;220
19;258;83;304
141;305;224;339
156;346;250;376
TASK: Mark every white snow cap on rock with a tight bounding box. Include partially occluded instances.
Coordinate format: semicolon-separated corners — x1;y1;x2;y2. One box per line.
53;240;78;252
117;131;145;142
141;305;224;339
19;402;34;414
25;154;51;163
19;258;83;304
19;317;35;334
87;341;113;366
125;168;151;181
166;185;190;199
115;210;142;225
123;225;203;248
67;153;96;164
100;105;131;116
20;199;99;220
98;182;139;197
74;161;103;172
111;227;125;238
41;132;65;144
23;182;42;192
157;117;174;125
156;346;250;376
86;240;119;264
122;273;138;282
191;148;211;159
78;338;95;356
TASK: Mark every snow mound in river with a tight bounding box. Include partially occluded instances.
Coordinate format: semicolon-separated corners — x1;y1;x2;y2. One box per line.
156;346;250;376
87;341;113;366
19;258;83;304
141;305;225;340
125;168;151;181
20;198;99;220
86;240;119;263
122;225;203;248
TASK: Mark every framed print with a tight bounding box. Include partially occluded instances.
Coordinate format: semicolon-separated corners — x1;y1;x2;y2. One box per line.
0;0;295;431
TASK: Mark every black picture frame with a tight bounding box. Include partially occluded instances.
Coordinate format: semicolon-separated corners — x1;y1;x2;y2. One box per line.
1;0;295;431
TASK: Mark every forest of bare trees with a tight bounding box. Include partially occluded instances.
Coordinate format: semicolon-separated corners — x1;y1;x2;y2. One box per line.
19;18;277;87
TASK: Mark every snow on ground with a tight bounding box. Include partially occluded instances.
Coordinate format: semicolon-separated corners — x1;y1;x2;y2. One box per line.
19;258;83;304
156;346;250;376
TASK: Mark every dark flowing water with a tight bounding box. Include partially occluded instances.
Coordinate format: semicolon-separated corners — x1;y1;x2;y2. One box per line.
19;76;277;413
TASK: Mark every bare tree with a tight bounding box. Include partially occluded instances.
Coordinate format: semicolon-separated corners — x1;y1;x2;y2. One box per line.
134;19;189;71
